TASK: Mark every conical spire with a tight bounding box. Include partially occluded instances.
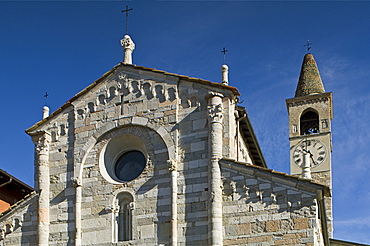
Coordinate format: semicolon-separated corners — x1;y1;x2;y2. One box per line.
295;53;325;97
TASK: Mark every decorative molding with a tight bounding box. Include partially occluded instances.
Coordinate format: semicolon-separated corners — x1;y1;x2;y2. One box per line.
287;97;330;107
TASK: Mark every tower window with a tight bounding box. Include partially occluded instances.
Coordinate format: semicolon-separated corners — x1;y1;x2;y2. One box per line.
300;110;319;135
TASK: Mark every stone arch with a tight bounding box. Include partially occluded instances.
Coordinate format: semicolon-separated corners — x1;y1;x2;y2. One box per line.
74;117;175;184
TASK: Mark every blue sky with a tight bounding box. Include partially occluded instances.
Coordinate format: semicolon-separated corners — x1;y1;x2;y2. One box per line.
1;0;370;243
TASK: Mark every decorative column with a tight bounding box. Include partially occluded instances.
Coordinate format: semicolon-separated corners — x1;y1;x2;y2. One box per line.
72;177;82;246
167;160;178;246
121;35;135;65
31;131;51;246
207;93;223;246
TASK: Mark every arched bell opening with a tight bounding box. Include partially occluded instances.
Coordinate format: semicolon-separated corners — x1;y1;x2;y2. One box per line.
300;109;319;135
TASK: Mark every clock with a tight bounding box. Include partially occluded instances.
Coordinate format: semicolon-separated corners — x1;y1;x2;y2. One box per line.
293;139;327;169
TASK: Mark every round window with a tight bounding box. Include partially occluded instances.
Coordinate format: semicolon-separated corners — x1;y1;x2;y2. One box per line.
115;151;146;182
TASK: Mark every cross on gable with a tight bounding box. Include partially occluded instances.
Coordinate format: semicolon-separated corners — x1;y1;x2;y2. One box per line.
44;92;49;106
121;5;133;35
221;47;228;64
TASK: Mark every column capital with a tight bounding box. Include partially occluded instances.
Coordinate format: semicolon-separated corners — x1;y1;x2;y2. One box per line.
31;131;51;154
208;104;223;123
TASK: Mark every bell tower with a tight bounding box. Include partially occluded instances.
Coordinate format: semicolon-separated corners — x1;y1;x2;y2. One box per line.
286;53;333;236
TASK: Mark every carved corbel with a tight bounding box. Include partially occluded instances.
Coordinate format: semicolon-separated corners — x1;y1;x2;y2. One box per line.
71;177;82;188
104;205;115;213
167;160;177;172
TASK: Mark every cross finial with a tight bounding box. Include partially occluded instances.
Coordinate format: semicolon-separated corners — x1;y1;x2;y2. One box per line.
221;47;228;64
121;5;133;35
44;92;49;106
304;40;313;53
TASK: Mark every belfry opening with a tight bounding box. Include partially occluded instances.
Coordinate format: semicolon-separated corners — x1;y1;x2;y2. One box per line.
300;110;319;135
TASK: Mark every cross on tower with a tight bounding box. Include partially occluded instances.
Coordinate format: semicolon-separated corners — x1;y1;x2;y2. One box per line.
121;5;133;35
221;47;228;64
304;40;313;52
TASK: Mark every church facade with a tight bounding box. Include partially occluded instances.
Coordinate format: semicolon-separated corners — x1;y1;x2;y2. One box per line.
0;35;366;246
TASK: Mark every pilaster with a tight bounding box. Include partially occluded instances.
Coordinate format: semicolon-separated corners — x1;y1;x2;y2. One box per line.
167;159;178;246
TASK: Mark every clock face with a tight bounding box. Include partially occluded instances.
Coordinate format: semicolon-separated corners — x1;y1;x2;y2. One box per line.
293;139;327;169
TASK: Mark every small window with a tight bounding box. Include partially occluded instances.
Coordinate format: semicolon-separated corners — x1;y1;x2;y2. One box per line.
115;151;146;182
300;110;319;135
115;193;134;242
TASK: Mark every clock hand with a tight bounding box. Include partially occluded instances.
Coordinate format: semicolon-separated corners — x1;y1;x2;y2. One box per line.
309;153;317;167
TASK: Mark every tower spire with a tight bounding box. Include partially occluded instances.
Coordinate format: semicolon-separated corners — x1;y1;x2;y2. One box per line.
294;53;325;97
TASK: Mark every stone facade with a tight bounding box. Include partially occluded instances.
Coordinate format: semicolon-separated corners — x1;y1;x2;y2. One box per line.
1;59;336;245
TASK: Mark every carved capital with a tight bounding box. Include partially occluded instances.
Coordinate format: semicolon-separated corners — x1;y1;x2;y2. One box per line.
128;202;135;210
32;132;51;154
167;160;177;172
208;104;223;123
71;177;82;188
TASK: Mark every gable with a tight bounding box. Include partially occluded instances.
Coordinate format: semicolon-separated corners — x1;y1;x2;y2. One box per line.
26;63;239;134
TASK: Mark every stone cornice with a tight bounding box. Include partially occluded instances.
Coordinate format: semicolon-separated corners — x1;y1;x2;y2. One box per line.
286;92;333;119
